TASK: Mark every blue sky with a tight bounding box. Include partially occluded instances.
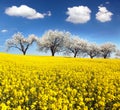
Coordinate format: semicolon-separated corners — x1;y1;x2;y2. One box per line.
0;0;120;54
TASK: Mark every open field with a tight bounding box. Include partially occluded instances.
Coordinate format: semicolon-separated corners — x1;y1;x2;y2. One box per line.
0;53;120;110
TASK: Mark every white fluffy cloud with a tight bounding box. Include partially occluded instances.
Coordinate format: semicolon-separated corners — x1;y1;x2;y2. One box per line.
96;6;113;22
5;5;51;19
1;29;8;33
66;6;91;24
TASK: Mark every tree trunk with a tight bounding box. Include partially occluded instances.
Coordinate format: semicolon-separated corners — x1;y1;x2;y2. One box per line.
51;51;55;56
74;52;77;58
90;56;93;59
104;54;107;59
22;51;26;55
104;56;107;59
51;48;55;56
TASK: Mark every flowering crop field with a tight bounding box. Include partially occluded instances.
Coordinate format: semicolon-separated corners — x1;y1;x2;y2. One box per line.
0;53;120;110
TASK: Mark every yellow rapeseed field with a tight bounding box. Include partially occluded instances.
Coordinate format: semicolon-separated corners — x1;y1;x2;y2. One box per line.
0;53;120;110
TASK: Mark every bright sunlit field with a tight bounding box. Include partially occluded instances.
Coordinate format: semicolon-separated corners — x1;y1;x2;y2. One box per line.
0;53;120;110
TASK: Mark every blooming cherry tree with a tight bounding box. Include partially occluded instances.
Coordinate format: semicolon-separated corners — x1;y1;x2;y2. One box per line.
86;43;100;59
37;30;70;56
100;42;116;58
65;37;88;57
6;32;37;55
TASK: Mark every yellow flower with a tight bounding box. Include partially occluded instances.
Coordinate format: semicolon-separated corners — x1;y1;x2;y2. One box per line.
0;103;8;110
0;53;120;109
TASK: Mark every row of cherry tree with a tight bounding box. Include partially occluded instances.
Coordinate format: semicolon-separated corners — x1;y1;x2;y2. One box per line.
5;30;120;58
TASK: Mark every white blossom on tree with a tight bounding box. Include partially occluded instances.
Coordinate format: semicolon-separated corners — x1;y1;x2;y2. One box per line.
6;32;37;55
100;42;116;58
115;49;120;58
86;43;100;59
37;30;70;56
64;37;88;58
